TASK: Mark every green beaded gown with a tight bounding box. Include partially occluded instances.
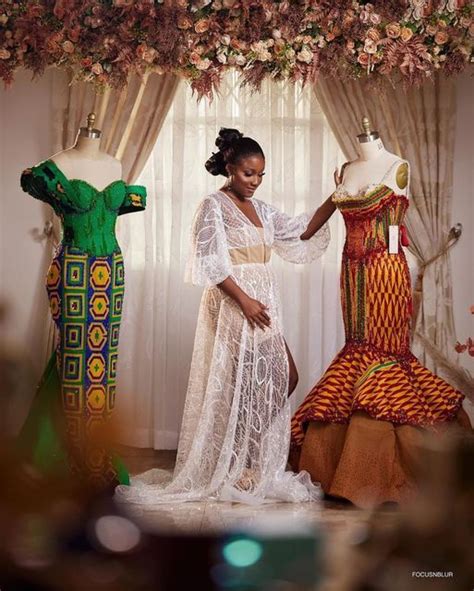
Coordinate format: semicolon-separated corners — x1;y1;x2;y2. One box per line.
19;159;147;489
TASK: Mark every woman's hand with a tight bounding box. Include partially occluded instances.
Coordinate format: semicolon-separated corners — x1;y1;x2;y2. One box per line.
217;276;271;330
239;295;271;330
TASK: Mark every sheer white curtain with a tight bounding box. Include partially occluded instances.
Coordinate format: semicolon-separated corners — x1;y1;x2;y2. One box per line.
116;73;345;449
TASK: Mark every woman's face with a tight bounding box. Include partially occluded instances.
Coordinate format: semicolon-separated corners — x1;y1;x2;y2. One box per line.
227;154;265;200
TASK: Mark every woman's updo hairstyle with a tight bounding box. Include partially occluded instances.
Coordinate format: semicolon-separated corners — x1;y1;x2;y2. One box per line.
205;127;264;177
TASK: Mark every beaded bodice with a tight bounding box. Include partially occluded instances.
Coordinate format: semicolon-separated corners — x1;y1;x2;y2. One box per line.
21;160;146;257
333;184;408;260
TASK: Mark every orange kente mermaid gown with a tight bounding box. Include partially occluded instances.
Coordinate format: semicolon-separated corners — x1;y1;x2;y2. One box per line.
290;182;471;507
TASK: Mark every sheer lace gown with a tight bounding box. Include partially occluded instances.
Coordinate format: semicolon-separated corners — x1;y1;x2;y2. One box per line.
115;191;330;505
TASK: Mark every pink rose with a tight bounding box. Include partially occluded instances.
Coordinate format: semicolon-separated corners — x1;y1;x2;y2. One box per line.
91;62;103;75
364;39;377;54
366;27;381;42
386;22;401;39
68;26;81;42
274;38;285;51
400;27;414;42
342;14;355;28
357;52;370;66
189;51;201;65
426;24;437;36
230;38;242;50
62;40;75;53
195;18;210;34
297;46;313;64
346;39;355;51
196;58;211;70
177;15;192;30
137;44;157;63
434;30;449;44
370;13;381;25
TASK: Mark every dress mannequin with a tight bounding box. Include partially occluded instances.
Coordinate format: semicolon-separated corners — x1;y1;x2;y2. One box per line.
291;116;469;508
19;113;147;491
52;113;122;187
341;117;409;197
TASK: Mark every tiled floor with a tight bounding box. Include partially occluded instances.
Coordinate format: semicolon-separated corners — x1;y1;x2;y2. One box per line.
119;447;400;590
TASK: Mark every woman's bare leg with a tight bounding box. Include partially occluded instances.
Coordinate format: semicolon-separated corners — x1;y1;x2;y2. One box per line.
284;340;299;397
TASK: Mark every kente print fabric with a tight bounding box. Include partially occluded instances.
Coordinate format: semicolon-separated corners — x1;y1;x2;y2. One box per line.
20;160;146;488
115;191;329;506
291;167;464;450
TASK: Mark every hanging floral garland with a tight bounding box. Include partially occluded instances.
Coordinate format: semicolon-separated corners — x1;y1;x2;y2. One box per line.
0;0;472;98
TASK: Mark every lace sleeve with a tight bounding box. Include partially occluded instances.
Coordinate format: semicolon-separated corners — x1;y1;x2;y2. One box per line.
270;205;330;264
185;196;233;287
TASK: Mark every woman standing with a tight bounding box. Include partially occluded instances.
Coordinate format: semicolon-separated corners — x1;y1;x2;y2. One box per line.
116;128;333;505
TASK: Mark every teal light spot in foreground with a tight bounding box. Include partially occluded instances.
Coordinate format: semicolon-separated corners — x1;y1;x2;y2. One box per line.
223;539;263;568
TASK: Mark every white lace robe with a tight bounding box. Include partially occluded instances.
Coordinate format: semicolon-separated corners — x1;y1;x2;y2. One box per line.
115;191;330;505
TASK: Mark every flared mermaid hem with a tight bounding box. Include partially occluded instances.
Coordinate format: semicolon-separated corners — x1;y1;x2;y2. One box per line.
291;340;465;449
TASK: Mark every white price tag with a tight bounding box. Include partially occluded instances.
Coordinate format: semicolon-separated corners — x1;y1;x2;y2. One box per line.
389;225;399;254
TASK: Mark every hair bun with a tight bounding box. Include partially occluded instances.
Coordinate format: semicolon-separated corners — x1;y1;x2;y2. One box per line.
204;151;227;177
215;127;243;151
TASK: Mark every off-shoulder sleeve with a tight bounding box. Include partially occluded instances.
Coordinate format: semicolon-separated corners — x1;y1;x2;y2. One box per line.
269;204;330;264
20;161;65;213
185;196;233;287
20;160;90;214
119;185;147;216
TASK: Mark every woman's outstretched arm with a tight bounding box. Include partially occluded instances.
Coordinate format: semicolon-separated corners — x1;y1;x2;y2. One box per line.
300;164;348;240
300;196;336;240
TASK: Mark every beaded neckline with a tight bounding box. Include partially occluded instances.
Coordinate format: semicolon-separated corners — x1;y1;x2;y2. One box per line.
334;182;397;200
45;159;127;194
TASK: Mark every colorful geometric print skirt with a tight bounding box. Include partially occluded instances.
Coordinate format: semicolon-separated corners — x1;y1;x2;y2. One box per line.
19;244;129;489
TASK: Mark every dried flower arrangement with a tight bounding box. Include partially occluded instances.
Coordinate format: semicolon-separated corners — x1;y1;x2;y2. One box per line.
0;0;472;98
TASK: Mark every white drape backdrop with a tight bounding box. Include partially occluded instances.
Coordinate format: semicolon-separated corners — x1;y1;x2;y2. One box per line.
115;73;346;449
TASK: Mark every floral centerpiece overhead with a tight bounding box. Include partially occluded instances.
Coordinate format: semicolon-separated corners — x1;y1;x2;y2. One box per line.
0;0;472;98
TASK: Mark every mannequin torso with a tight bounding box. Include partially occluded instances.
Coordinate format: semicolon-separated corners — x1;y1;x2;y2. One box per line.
341;137;409;197
51;135;122;189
